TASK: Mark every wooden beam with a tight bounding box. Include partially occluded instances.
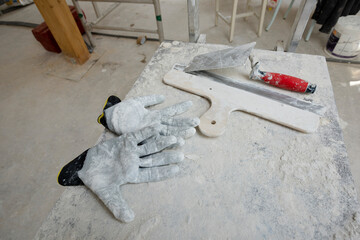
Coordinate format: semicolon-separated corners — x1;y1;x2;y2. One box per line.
34;0;90;64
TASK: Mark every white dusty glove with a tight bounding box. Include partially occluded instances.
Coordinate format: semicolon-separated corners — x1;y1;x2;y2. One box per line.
77;124;183;223
98;95;200;147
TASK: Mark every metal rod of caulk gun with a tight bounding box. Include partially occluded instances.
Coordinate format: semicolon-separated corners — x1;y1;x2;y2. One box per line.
249;54;317;93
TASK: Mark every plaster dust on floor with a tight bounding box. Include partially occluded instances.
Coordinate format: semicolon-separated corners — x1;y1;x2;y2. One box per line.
0;0;360;239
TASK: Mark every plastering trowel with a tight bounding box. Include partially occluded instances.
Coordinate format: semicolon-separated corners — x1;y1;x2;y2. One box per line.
178;42;325;115
175;64;325;116
184;42;318;94
184;42;256;72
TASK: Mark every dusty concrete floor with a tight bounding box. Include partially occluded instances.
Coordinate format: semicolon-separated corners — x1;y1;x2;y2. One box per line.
0;0;359;239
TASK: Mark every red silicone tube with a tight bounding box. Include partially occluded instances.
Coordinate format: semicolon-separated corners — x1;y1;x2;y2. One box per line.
261;72;316;93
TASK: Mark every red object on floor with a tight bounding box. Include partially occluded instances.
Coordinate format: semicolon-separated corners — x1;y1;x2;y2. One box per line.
32;6;86;53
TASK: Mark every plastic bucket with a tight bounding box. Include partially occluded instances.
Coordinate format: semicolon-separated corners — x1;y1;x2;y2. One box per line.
325;16;360;59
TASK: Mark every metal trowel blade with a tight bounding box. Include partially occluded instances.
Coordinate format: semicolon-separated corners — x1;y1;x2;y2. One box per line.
184;42;256;73
173;64;326;116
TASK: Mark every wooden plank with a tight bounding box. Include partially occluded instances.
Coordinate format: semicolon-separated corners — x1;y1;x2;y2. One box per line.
34;0;90;64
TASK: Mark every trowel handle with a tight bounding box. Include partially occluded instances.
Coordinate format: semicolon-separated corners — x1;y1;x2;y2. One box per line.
261;72;317;93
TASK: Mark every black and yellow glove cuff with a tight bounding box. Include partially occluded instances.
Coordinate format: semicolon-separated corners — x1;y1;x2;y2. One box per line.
59;96;122;187
57;149;89;186
97;95;121;130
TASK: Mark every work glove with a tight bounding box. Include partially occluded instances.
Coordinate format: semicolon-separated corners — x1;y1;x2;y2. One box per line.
58;96;200;187
97;95;200;147
73;124;183;223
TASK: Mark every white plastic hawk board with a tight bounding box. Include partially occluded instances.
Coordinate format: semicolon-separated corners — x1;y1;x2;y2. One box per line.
163;69;320;137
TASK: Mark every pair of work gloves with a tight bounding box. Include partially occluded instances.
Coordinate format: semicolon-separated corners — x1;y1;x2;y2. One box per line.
58;95;199;223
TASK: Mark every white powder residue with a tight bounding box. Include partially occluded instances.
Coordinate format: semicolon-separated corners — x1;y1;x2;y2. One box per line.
35;43;360;240
339;117;349;130
126;216;161;240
